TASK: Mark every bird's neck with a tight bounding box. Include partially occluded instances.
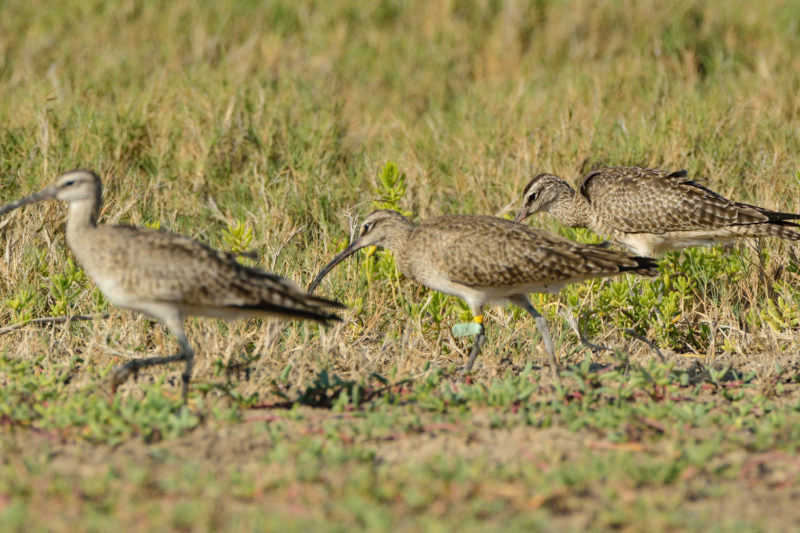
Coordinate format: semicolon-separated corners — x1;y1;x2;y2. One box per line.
550;186;590;228
65;197;100;242
384;222;416;273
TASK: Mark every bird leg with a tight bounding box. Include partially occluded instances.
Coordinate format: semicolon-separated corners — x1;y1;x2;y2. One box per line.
510;295;561;381
463;314;486;373
180;336;194;402
560;307;613;353
110;336;195;402
624;328;666;363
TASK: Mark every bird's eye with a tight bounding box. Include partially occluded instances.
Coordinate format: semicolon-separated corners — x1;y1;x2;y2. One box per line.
529;192;538;202
362;222;372;233
63;180;75;187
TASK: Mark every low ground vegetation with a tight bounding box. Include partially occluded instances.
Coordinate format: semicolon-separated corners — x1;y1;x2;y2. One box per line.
2;0;800;529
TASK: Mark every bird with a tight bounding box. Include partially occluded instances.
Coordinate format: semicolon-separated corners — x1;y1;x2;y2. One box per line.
0;169;344;401
308;209;658;375
513;166;800;257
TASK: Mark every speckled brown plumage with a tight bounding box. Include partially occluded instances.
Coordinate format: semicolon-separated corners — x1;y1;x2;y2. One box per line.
515;166;800;256
0;169;343;400
76;224;340;323
309;209;657;375
397;214;657;287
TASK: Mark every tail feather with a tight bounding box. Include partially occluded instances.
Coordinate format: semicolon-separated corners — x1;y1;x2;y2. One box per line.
584;243;659;277
730;222;800;242
235;300;343;325
752;206;800;224
620;255;660;277
234;265;346;324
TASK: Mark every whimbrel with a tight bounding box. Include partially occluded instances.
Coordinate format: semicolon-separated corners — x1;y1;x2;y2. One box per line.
514;166;800;256
308;210;658;374
0;169;344;400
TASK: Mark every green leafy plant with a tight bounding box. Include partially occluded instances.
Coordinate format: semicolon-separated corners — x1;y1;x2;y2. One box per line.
222;219;255;254
373;161;412;217
48;258;87;316
5;288;36;323
359;162;413;287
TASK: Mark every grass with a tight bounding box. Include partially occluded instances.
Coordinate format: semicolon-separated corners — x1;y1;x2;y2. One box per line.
2;0;800;530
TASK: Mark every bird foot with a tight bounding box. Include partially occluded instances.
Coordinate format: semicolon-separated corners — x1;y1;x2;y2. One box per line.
109;362;137;393
459;364;476;375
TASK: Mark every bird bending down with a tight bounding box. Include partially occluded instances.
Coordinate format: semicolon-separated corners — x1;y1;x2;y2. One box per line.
0;169;344;400
308;210;657;375
514;166;800;256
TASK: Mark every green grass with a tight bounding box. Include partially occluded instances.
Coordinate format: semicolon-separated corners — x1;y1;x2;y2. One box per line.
2;0;800;530
3;356;800;530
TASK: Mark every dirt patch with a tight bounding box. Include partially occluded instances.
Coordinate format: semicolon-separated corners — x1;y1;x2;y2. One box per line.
4;400;800;531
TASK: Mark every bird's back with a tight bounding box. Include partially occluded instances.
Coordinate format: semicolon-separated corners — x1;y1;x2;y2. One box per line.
577;166;797;234
71;225;342;323
403;215;656;288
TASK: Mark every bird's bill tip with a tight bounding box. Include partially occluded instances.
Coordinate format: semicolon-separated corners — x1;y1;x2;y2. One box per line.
512;208;529;224
307;242;361;293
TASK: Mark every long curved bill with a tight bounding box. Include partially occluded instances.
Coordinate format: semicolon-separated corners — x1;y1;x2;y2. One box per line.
512;207;529;224
308;241;363;294
0;187;56;216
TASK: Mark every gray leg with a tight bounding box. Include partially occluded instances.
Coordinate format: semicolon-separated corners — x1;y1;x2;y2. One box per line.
561;307;612;353
178;335;194;402
461;304;486;374
463;326;486;373
110;315;195;402
509;295;560;380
